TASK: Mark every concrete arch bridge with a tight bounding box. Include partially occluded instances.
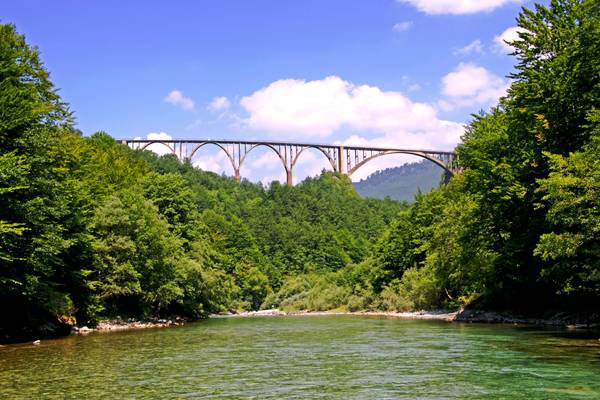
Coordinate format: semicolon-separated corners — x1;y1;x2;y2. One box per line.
122;139;459;185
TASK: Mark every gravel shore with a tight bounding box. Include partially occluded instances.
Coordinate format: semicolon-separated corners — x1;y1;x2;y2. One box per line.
69;309;600;336
216;308;600;328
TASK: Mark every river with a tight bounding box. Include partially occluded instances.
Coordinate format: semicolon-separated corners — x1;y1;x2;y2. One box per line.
1;315;599;399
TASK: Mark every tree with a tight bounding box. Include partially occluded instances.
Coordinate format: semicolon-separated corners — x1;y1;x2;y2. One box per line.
535;110;600;301
92;189;185;316
0;24;70;147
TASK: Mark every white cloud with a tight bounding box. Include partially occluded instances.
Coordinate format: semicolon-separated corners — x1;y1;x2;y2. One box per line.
454;39;484;56
237;75;465;180
293;150;334;183
398;0;520;15
248;151;283;170
240;75;461;147
494;26;524;54
439;62;509;111
164;90;195;111
191;147;233;175
401;75;421;92
147;132;173;141
154;75;471;183
240;76;353;137
392;21;413;33
407;83;421;92
133;132;174;156
207;96;231;113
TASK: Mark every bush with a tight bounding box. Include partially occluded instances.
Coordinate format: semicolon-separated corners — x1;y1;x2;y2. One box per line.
379;279;412;311
398;266;442;310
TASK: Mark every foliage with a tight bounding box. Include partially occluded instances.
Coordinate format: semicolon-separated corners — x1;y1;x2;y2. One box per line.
3;0;600;340
0;22;403;341
535;110;600;297
369;0;600;311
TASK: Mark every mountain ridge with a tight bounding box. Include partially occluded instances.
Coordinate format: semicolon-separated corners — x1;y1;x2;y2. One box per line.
353;160;444;202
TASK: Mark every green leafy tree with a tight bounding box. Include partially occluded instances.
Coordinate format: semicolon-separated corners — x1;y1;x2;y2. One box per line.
535;111;600;300
92;189;185;316
0;24;71;147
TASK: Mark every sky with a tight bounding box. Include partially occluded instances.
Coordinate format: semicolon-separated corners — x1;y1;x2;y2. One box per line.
3;0;541;184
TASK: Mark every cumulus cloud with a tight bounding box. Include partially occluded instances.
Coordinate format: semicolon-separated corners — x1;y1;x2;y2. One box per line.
398;0;520;15
454;39;484;56
164;90;195;111
237;75;466;180
207;96;231;113
401;75;421;92
247;151;283;170
293;150;335;182
133;132;174;156
191;147;233;175
147;132;173;141
392;21;413;33
240;76;353;137
439;62;509;111
494;26;525;54
240;75;462;148
236;75;465;181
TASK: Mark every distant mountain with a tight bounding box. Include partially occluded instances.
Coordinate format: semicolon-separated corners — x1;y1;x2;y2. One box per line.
353;160;445;202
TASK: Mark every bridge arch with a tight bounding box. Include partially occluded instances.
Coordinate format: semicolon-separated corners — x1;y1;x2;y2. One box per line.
138;141;176;156
348;150;453;180
239;143;288;173
293;146;338;172
188;142;238;178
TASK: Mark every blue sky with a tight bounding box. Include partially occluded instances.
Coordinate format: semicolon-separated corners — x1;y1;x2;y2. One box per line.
3;0;540;183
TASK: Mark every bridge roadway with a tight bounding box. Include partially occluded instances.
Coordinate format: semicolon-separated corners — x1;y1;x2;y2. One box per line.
121;139;458;185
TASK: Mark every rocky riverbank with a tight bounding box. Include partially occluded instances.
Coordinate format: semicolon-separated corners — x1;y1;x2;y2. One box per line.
216;308;600;329
70;317;186;335
36;308;600;342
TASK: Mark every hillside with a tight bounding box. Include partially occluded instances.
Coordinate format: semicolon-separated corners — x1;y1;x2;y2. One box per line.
353;160;444;202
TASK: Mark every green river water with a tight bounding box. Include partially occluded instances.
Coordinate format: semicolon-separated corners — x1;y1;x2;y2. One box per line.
1;315;599;399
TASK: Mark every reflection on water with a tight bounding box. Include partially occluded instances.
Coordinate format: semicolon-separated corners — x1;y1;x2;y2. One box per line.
1;315;599;399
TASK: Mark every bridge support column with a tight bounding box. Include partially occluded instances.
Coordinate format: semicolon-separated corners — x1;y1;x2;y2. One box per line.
338;146;346;175
443;170;452;185
234;168;241;183
286;169;293;186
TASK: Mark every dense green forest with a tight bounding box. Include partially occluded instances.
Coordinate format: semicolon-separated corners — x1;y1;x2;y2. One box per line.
354;161;443;201
1;0;599;342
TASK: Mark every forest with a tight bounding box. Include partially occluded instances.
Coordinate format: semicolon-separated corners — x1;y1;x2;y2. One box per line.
1;0;599;342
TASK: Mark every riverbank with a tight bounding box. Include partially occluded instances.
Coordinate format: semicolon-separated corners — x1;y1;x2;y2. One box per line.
13;308;599;344
70;317;186;336
215;308;600;329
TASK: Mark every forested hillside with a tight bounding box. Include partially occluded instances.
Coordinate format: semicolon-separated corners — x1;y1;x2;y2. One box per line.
371;0;600;313
354;161;443;201
0;22;403;341
1;0;599;343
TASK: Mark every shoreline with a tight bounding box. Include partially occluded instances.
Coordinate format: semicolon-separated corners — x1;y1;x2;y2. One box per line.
6;308;597;344
70;317;186;336
212;308;600;329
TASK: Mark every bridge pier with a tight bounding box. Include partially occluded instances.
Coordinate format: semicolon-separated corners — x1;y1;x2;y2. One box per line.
286;169;293;186
338;145;346;174
234;168;241;183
